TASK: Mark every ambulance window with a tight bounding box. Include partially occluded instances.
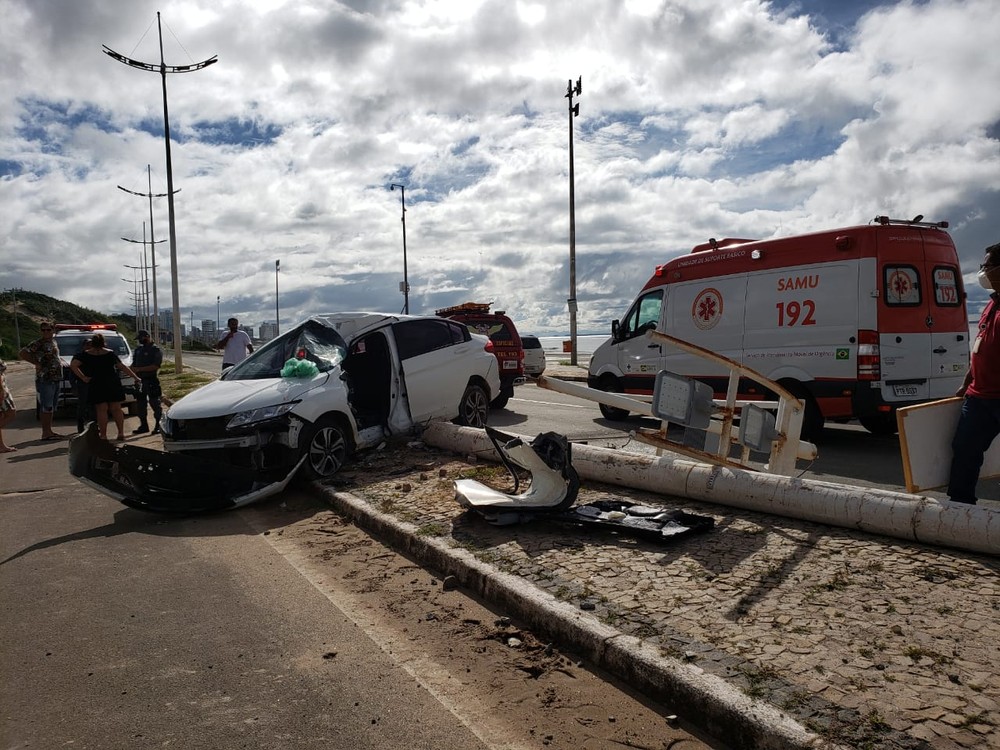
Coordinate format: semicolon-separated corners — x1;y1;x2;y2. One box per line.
883;266;921;306
623;291;663;337
932;266;961;306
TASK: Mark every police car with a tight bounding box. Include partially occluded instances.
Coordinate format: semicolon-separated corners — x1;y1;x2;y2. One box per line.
40;324;137;417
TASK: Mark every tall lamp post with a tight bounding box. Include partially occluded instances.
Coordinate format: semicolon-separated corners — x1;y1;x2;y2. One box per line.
118;165;177;344
104;13;217;372
565;76;582;367
216;296;220;335
122;223;163;333
389;184;409;314
274;260;280;335
121;270;143;330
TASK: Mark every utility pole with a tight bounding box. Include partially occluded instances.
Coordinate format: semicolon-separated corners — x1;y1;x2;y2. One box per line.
118;165;178;344
565;76;582;366
275;260;280;335
104;13;217;372
389;184;409;314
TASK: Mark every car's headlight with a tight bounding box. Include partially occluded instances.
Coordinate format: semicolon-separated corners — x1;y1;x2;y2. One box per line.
227;402;298;429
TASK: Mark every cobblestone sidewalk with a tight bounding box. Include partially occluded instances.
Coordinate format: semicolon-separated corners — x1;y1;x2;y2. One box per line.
325;442;1000;750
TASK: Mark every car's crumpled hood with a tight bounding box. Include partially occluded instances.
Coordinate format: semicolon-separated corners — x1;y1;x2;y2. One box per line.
167;373;334;419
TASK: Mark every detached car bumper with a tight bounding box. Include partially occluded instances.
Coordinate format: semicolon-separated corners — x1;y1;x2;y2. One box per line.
68;424;303;513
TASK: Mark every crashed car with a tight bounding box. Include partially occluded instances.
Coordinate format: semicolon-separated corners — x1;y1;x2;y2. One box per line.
69;313;500;512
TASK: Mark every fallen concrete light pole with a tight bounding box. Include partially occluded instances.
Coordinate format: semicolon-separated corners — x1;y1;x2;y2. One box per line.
422;422;999;556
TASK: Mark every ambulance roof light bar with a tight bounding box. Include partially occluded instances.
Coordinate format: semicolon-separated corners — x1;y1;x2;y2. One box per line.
435;301;494;316
873;215;949;229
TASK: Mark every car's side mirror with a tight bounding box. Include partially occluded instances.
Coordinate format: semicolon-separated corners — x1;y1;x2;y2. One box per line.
611;320;621;341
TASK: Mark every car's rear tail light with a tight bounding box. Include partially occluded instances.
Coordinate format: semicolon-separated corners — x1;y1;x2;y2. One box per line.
857;330;880;381
484;340;495;353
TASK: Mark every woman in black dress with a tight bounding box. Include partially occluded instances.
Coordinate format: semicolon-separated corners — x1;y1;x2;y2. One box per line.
69;333;140;441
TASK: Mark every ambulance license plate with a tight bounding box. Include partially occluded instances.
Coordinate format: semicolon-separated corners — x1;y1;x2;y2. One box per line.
892;384;919;397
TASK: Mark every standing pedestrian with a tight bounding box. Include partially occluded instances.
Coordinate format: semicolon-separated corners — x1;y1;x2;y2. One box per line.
948;241;1000;504
215;317;254;370
130;330;163;434
69;333;140;442
18;322;65;440
0;338;16;453
73;338;95;433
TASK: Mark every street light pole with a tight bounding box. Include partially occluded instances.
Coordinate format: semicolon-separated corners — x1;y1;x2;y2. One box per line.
104;13;217;372
118;165;178;344
216;296;220;335
121;226;163;333
389;184;409;314
122;270;142;330
565;76;582;367
275;260;280;335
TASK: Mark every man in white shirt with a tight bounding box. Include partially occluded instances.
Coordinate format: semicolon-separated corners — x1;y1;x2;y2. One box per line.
216;317;254;370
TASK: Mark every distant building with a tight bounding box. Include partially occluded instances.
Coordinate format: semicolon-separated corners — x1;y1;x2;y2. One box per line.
202;319;217;345
259;321;278;342
239;324;254;340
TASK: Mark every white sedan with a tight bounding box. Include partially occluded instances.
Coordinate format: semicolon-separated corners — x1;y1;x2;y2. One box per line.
161;313;500;481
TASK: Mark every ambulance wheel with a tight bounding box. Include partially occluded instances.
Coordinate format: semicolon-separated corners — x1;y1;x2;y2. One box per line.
782;382;824;442
597;377;630;421
859;413;898;437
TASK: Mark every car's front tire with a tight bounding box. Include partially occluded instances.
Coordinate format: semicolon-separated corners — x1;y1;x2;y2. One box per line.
301;416;351;480
456;383;489;428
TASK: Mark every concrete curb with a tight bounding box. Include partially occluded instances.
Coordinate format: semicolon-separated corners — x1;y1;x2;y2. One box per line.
310;483;833;750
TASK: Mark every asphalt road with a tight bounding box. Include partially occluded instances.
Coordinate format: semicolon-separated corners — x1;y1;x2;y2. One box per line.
0;364;489;750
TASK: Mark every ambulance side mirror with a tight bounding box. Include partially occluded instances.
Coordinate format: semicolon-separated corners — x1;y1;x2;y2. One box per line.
611;320;621;341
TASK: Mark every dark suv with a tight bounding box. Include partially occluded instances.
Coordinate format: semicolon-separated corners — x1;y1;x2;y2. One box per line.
435;303;524;409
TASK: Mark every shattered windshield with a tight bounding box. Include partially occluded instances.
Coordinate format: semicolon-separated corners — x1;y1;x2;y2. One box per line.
222;321;347;380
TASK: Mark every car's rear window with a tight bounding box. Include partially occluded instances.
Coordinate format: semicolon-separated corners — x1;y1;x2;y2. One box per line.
521;336;541;349
455;317;519;346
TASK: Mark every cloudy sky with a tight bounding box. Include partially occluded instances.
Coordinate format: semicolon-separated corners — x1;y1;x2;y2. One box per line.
2;0;998;336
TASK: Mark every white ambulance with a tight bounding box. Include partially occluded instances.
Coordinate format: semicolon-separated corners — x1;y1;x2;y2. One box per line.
587;217;970;439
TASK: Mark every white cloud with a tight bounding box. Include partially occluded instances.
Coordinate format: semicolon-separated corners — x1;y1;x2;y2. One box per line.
0;0;998;337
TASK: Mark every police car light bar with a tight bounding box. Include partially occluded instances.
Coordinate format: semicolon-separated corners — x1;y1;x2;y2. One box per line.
53;323;118;331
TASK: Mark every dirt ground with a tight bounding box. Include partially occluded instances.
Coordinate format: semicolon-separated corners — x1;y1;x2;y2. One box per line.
242;441;723;750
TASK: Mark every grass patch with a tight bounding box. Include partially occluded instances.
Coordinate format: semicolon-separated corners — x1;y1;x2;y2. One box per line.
158;361;216;402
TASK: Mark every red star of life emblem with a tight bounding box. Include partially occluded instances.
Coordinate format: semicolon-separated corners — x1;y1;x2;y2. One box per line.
692;288;723;330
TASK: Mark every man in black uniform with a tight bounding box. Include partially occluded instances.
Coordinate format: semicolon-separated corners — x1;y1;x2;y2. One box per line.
130;330;163;434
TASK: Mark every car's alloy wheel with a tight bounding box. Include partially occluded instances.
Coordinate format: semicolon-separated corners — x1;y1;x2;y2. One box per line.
303;417;349;479
457;384;489;428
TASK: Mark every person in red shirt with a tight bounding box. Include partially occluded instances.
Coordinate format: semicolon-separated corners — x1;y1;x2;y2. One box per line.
949;242;1000;504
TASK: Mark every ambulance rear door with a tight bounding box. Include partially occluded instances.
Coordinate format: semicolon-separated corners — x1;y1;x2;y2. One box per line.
876;229;969;403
